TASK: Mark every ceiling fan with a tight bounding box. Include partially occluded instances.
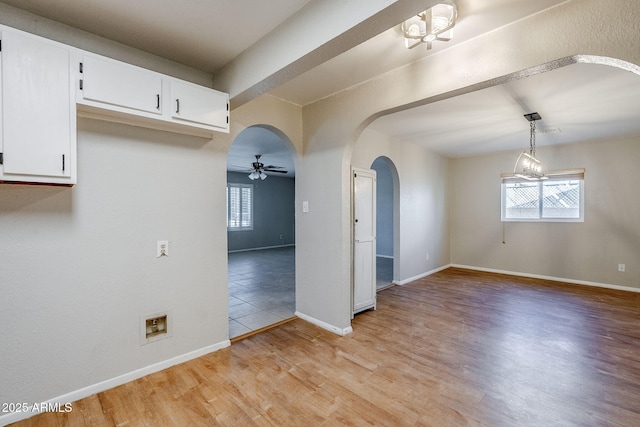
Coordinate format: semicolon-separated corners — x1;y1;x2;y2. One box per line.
248;154;288;180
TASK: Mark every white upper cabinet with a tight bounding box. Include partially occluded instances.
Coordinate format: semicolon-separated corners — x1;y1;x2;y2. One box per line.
80;55;163;115
77;52;229;137
0;24;230;185
170;79;229;129
0;30;76;185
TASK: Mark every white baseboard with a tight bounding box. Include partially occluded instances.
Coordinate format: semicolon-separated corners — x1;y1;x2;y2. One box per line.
394;263;640;294
295;311;353;336
228;244;294;253
450;264;640;293
0;340;230;426
395;264;451;285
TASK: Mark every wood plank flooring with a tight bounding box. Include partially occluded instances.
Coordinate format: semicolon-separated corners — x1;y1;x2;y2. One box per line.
10;268;640;426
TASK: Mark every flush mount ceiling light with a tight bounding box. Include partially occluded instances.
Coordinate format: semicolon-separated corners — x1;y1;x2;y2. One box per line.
514;112;548;181
401;2;458;49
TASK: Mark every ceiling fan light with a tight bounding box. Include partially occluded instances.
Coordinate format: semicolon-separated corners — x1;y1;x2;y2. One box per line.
259;172;267;180
248;171;259;180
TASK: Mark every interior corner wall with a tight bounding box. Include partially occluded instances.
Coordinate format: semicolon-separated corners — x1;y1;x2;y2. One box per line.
0;118;230;410
0;8;229;414
352;128;451;282
450;136;640;288
227;172;295;251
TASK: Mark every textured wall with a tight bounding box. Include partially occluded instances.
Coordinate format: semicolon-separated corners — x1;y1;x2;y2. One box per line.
227;172;295;251
353;130;450;281
451;136;640;288
296;0;640;332
0;118;229;411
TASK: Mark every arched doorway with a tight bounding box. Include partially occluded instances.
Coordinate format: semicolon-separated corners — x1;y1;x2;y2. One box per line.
226;125;296;339
370;156;398;290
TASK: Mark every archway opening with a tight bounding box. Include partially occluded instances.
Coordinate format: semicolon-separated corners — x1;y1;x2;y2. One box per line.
226;125;296;340
370;157;397;290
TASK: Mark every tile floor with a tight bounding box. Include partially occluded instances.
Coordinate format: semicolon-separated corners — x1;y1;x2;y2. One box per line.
228;247;394;339
376;256;394;290
228;246;296;339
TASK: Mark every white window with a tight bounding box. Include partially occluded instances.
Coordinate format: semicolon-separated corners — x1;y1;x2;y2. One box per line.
227;183;253;230
501;169;584;222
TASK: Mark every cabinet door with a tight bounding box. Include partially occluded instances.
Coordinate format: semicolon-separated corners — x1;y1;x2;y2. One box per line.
1;30;73;180
170;80;228;129
81;55;162;115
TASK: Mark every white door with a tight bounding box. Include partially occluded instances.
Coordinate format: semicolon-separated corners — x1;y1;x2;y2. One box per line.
352;167;376;315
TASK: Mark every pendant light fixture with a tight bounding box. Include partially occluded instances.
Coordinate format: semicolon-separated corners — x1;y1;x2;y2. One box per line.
513;112;547;180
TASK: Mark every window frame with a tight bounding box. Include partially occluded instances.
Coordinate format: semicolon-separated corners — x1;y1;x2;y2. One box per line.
226;183;254;231
500;169;585;223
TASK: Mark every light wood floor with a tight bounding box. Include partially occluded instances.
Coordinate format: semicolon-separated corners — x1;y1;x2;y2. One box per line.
11;268;640;426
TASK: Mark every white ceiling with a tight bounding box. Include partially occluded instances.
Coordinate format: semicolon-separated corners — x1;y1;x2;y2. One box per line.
369;62;640;157
227;127;296;178
3;0;639;174
0;0;313;73
268;0;567;106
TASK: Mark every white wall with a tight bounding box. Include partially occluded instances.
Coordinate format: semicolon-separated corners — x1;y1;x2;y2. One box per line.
0;7;232;421
2;0;640;417
352;129;450;283
0;118;230;411
450;136;640;288
295;0;640;335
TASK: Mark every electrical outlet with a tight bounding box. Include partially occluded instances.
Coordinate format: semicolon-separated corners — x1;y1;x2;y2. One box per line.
157;240;169;257
618;263;626;272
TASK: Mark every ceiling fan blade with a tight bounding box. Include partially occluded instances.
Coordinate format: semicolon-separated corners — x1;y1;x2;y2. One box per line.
264;169;288;173
264;165;285;169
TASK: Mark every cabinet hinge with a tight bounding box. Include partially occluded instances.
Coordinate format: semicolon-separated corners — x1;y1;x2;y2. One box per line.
0;40;2;52
79;79;83;90
226;103;229;111
79;62;83;73
227;116;229;124
0;153;3;165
